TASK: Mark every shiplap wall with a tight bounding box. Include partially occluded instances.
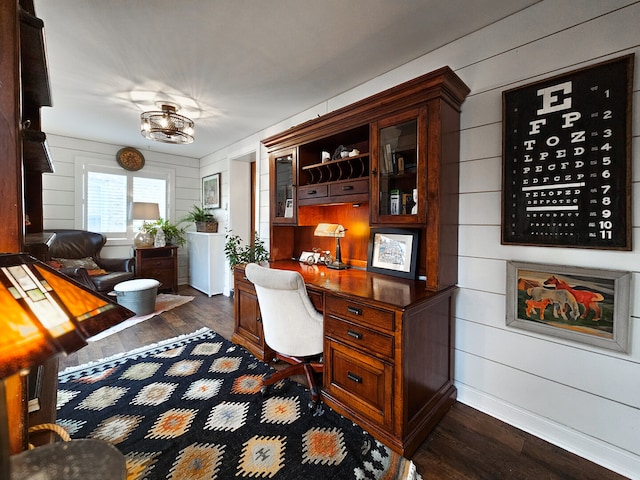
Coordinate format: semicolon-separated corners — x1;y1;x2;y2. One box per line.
42;135;201;285
450;3;640;477
201;2;640;477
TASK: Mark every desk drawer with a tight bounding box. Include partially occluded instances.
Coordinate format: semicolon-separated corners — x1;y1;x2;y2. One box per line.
307;288;324;313
325;339;392;429
139;257;172;271
298;184;328;201
329;178;368;197
325;316;393;360
325;295;394;331
234;266;250;284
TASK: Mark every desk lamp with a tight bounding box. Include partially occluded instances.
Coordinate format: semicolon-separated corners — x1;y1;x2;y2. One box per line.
314;223;349;270
0;253;134;479
131;202;160;248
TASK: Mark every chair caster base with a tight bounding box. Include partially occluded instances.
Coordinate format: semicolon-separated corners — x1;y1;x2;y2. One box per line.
260;386;269;397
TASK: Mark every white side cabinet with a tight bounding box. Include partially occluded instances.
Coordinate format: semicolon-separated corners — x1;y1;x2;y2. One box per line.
187;232;225;296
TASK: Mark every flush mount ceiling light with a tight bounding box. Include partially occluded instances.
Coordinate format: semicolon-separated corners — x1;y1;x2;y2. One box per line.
140;102;194;144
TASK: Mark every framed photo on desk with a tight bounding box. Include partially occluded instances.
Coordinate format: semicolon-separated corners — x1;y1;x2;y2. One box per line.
367;228;418;279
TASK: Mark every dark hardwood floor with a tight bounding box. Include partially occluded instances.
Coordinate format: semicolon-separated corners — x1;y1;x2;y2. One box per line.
59;286;628;480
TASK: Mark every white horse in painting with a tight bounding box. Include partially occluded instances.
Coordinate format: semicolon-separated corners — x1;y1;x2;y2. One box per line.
526;287;580;322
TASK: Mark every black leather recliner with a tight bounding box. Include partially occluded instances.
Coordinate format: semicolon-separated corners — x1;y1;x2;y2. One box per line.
45;229;134;293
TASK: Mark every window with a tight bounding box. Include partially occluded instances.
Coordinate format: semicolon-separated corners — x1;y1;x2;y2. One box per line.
76;158;174;244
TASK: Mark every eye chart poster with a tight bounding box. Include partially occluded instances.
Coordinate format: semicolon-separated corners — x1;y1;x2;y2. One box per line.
501;55;633;250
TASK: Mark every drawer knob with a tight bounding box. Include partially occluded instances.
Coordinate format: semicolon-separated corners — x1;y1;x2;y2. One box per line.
342;185;353;191
347;306;362;316
347;372;363;384
347;329;362;340
308;190;317;195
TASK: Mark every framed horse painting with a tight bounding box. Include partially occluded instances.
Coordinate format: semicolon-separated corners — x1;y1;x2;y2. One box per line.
506;261;631;352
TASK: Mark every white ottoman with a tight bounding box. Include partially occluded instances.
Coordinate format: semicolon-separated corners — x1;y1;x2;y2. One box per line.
113;279;160;315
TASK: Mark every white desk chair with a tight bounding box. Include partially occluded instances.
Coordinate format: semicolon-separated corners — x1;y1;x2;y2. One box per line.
244;263;324;407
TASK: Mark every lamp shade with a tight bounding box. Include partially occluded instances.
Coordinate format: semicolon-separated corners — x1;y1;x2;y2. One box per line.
0;254;135;378
314;224;349;270
130;202;160;221
313;223;346;237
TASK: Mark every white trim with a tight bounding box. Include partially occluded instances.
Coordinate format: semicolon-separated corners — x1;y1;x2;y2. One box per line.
456;383;640;480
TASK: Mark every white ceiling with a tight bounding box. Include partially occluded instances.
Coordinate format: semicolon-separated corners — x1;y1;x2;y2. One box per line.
35;0;538;159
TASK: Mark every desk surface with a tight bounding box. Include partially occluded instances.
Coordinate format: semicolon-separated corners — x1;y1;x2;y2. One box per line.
252;260;452;309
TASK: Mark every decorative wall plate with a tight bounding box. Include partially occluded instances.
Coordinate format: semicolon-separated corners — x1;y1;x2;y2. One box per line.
116;147;145;171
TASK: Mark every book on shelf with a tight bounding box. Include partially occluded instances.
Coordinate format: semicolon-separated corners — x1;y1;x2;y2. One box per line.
402;193;413;214
384;144;392;174
391;152;398;174
390;189;401;215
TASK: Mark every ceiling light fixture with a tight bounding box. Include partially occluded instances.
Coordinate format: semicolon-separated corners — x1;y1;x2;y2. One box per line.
140;102;194;144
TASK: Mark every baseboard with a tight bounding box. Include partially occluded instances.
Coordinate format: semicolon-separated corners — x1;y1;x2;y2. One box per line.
456;383;640;480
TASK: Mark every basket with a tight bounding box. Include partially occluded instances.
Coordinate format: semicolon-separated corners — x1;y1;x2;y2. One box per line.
196;221;218;232
113;279;159;315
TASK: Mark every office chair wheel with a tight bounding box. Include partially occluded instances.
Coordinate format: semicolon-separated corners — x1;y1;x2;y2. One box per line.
307;385;321;410
261;386;269;397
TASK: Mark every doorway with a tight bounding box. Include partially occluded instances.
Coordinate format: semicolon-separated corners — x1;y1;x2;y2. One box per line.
227;151;256;294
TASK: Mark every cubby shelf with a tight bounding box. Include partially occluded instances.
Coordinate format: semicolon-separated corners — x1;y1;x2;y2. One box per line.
301;153;369;184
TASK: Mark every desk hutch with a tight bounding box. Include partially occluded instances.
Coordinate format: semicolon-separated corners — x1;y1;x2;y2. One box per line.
233;68;469;456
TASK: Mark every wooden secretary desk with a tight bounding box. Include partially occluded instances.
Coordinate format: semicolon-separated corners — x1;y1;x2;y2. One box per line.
233;67;469;456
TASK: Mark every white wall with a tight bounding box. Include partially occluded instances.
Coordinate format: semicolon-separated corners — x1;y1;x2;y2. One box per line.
201;140;265;294
42;134;201;285
200;1;640;477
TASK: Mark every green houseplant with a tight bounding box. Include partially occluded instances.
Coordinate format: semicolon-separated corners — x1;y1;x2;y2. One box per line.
181;204;218;232
224;231;270;270
141;219;187;247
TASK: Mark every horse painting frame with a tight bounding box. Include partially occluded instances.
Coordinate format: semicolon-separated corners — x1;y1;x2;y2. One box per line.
506;261;631;353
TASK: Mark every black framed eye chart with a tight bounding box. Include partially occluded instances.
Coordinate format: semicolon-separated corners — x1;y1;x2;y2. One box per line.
501;55;633;250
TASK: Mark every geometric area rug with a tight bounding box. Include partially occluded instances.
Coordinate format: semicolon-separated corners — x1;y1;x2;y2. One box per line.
57;328;422;480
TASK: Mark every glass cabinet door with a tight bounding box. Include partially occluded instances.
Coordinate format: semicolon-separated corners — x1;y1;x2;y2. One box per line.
270;149;297;224
371;107;426;224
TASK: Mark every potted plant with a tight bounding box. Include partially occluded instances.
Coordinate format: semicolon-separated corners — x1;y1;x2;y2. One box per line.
224;231;270;270
182;204;218;232
141;219;187;247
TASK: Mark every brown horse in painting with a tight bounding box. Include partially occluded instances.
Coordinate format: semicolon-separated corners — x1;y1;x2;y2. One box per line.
544;276;604;321
525;297;552;320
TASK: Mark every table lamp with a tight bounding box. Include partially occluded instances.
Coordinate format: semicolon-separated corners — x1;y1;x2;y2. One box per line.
130;202;160;248
314;223;349;270
0;253;135;479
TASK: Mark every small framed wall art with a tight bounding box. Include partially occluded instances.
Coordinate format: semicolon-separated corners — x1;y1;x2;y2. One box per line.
116;147;145;171
506;260;631;352
501;55;633;250
203;173;220;209
367;228;419;279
